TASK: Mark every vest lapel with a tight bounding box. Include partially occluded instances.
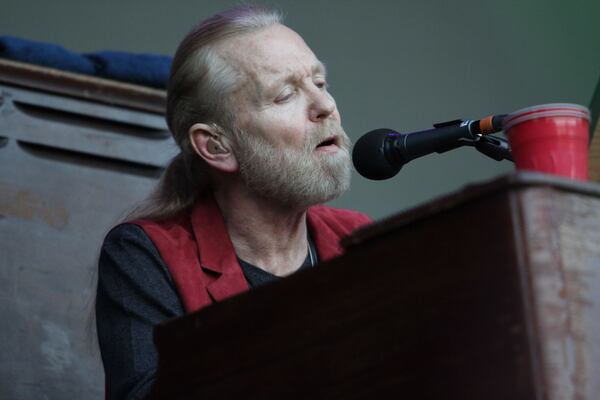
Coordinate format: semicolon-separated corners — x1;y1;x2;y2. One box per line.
190;195;249;302
307;207;345;262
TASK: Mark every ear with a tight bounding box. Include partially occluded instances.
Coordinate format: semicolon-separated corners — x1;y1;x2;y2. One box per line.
189;123;239;173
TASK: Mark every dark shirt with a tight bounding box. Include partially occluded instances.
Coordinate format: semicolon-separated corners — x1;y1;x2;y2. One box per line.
238;234;317;288
96;223;317;399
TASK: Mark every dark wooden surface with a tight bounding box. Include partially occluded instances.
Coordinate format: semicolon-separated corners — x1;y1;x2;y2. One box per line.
151;173;600;399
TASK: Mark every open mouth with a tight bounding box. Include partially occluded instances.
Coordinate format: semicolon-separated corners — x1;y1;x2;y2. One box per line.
315;136;338;150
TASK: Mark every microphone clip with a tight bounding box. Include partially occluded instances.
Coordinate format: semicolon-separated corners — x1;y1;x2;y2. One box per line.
462;134;513;162
431;117;512;162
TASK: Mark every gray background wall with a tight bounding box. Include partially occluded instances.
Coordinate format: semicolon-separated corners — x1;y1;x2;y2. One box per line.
2;0;599;220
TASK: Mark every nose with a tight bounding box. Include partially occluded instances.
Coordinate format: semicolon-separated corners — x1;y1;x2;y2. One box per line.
309;89;336;122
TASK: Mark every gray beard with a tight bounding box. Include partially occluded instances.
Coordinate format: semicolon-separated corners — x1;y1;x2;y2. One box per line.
233;122;352;209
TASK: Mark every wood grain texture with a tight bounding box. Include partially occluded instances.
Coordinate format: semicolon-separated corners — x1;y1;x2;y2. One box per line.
0;59;166;114
516;188;600;400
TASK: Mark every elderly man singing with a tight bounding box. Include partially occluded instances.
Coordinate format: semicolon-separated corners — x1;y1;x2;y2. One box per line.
95;5;371;399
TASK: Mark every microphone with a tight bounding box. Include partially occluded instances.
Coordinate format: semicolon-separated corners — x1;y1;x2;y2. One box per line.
352;115;506;180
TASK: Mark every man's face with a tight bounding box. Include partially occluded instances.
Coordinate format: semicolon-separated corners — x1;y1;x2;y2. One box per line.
220;24;352;208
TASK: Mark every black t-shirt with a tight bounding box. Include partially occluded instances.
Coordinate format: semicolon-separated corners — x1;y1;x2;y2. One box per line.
238;234;318;288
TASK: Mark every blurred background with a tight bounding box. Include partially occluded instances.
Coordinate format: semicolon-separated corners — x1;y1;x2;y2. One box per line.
2;0;598;219
0;0;599;398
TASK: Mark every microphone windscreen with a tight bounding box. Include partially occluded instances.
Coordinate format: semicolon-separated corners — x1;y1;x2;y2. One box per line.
352;128;402;180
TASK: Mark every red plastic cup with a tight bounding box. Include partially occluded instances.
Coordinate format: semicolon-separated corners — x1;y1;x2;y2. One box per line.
503;103;590;181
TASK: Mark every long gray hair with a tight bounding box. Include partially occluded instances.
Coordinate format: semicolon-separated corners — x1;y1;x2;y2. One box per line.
128;5;283;221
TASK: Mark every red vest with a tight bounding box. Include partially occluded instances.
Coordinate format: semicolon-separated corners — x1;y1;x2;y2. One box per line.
131;195;371;313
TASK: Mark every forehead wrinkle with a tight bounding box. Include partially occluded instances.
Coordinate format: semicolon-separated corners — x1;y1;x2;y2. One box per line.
219;27;327;104
218;43;265;106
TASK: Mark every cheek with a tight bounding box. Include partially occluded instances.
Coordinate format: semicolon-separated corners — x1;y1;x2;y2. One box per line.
273;123;307;148
259;110;307;146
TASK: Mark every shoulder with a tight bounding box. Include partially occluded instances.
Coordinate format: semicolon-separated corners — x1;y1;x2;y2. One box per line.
308;205;372;231
100;223;166;275
124;213;194;248
100;222;177;288
103;223;154;252
99;223;184;311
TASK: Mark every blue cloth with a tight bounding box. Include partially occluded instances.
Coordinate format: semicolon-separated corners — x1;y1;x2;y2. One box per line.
84;51;172;89
0;36;172;88
0;35;95;75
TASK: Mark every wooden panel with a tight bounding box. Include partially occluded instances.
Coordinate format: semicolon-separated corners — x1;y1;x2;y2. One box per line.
0;82;168;399
518;187;600;399
0;59;166;114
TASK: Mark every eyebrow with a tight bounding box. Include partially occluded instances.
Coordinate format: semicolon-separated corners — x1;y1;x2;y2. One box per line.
313;60;327;76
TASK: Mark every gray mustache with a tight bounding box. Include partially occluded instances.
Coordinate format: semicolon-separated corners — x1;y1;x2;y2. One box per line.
308;122;351;150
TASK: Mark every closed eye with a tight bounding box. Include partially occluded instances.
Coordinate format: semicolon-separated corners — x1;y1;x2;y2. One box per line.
275;90;295;103
315;80;328;90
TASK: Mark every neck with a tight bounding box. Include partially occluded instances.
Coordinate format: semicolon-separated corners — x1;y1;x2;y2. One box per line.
213;184;310;277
